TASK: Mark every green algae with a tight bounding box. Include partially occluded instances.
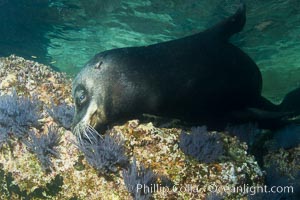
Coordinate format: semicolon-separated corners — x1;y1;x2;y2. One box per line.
0;167;63;200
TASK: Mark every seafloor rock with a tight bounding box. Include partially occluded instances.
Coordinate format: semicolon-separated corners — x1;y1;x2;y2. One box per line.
0;55;296;200
0;55;72;105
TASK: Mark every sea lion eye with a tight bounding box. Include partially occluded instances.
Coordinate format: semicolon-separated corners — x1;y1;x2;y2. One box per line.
76;89;87;106
79;94;86;104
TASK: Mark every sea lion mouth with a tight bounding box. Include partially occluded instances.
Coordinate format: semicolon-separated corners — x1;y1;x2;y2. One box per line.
90;110;100;129
72;101;108;143
72;100;104;143
73;122;101;144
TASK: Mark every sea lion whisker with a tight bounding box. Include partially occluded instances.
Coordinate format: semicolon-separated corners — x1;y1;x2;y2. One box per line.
73;125;78;137
75;125;83;144
86;125;102;138
86;129;98;142
82;126;94;143
84;125;101;144
77;123;88;144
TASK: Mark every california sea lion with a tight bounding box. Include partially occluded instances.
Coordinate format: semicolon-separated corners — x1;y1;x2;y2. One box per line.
72;1;300;137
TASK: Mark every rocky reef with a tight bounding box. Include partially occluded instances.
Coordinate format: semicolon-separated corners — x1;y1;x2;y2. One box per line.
0;55;298;199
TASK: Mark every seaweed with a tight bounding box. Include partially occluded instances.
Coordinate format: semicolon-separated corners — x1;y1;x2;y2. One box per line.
29;174;63;198
23;126;61;170
273;124;300;149
0;169;29;200
123;158;157;200
226;123;260;146
47;101;74;130
77;133;128;174
0;91;41;139
0;168;63;200
179;126;224;163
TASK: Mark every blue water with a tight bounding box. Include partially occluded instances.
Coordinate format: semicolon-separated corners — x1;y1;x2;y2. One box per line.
0;0;300;102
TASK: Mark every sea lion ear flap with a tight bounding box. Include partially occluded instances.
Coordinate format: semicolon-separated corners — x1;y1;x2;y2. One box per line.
95;61;103;70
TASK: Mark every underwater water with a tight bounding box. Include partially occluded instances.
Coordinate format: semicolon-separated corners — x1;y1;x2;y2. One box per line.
0;0;300;102
0;1;300;199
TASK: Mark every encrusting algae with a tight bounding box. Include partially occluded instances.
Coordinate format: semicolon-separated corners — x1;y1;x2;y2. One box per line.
0;55;298;199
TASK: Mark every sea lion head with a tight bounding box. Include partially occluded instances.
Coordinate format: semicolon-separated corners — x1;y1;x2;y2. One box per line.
71;53;111;140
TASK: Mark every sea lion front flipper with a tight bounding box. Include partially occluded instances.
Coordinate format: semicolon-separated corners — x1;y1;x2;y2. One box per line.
207;0;246;41
229;107;293;129
245;108;291;120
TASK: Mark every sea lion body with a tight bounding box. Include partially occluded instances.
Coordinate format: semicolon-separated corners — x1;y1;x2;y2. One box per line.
72;2;298;134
